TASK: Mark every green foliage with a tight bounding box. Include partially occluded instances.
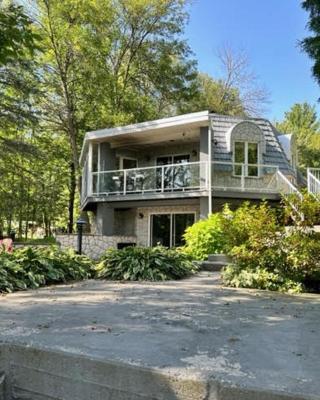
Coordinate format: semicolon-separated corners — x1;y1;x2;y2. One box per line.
220;202;281;253
222;265;303;293
221;200;320;293
15;237;57;245
275;102;320;169
179;73;246;117
282;191;320;229
302;1;320;87
182;213;226;260
0;4;40;65
0;246;92;293
96;246;197;281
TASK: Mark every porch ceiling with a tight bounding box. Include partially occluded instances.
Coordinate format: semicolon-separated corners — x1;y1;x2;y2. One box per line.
80;111;209;163
105;126;201;149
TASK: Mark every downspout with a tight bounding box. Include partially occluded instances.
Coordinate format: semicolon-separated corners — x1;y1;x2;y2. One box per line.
208;120;213;215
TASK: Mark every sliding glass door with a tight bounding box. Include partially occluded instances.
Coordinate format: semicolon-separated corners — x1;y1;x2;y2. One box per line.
150;213;195;247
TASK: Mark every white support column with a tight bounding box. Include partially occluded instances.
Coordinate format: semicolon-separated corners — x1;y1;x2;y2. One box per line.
88;142;93;196
97;143;101;194
208;125;213;215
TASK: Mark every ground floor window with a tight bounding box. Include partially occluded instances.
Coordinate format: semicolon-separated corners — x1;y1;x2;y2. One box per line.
150;213;195;247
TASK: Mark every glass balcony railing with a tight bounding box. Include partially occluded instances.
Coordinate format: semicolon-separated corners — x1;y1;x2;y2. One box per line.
91;161;208;196
81;161;296;201
211;162;280;193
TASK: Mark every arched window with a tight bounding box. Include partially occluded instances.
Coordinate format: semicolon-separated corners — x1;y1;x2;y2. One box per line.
226;121;266;177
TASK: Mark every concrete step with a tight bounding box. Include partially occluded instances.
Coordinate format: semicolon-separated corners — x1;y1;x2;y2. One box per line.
208;254;232;263
199;261;226;272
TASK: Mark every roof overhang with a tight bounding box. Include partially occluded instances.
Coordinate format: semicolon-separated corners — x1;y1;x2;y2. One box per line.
79;111;209;165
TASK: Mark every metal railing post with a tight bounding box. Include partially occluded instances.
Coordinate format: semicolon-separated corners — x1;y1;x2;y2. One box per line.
307;168;311;193
161;166;165;192
241;164;245;191
123;170;127;195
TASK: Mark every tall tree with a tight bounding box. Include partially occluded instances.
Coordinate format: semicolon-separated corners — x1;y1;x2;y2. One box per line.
0;3;44;236
179;46;269;117
0;3;40;152
178;72;245;116
276;102;320;169
301;0;320;86
35;0;198;232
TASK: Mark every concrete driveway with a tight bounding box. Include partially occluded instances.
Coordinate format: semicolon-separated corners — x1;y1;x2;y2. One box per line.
0;272;319;400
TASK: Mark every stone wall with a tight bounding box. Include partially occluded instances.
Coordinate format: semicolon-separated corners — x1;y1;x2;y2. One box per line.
56;234;137;259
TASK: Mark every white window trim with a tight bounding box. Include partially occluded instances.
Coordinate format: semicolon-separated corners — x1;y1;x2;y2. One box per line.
148;211;196;247
233;141;261;178
155;153;191;166
118;156;138;170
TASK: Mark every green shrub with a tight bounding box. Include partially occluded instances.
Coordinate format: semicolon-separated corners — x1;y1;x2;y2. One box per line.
222;265;303;293
282;191;320;229
0;246;93;293
221;202;320;293
182;213;225;260
220;202;281;252
96;246;198;281
15;237;57;245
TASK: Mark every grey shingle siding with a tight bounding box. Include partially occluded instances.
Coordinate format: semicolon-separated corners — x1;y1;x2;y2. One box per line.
209;113;294;176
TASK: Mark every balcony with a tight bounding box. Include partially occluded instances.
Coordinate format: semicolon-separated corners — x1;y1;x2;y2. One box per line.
92;161;208;196
81;161;298;205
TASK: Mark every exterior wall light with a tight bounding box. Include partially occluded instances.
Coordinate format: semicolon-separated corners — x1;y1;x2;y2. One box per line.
76;217;87;255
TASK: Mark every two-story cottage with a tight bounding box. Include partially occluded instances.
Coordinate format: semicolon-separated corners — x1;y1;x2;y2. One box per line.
79;111;299;248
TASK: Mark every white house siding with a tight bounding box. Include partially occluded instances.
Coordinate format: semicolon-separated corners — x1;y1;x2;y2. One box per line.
135;204;200;246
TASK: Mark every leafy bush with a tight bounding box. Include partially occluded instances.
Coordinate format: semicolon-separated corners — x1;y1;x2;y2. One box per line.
220;202;282;252
96;246;197;281
221;200;320;293
0;246;93;293
282;191;320;229
182;213;226;260
15;237;57;245
222;264;303;293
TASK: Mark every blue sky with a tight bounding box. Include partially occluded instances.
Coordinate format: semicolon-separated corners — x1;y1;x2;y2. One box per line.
185;0;319;121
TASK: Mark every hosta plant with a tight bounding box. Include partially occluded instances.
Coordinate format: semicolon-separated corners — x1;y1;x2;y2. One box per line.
96;246;198;281
0;246;93;293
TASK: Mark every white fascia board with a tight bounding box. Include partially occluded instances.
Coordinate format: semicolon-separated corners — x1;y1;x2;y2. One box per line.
79;111;209;165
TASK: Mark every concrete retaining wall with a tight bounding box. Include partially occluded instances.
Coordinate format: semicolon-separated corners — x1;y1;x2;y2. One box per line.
0;344;310;400
56;234;137;259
